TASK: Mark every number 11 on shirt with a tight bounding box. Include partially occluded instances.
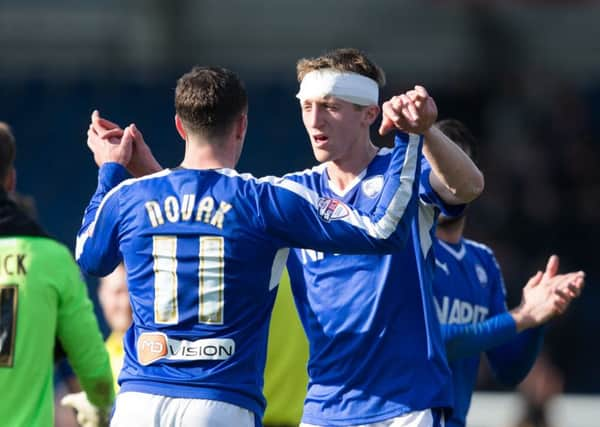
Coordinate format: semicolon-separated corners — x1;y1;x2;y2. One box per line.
153;236;224;325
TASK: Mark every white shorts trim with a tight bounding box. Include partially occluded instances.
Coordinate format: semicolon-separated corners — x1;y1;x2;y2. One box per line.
300;408;444;427
110;391;255;427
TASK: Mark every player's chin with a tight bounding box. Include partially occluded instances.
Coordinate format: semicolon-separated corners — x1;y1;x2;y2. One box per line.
311;146;333;163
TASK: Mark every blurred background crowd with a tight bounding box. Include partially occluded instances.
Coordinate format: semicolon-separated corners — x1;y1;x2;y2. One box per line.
1;0;598;424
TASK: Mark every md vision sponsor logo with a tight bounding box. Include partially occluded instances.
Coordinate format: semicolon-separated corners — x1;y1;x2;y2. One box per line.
137;332;235;366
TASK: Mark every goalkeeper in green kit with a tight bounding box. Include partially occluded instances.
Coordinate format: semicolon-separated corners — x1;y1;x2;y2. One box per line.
0;122;114;427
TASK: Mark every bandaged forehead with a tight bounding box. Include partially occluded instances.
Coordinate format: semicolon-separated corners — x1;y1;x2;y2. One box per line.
296;69;379;106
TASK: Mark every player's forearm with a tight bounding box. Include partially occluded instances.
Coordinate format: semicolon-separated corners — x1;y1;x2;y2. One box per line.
509;306;541;333
486;326;544;386
422;126;484;204
78;163;128;235
71;356;115;409
442;312;517;361
62;322;115;409
76;163;127;276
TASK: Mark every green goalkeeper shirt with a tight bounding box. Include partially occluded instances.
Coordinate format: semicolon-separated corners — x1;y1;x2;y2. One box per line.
0;192;113;426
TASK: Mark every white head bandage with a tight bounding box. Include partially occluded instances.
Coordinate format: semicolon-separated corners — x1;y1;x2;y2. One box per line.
296;69;379;106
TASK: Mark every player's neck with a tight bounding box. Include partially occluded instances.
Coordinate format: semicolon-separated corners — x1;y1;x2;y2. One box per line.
436;216;466;244
180;137;238;170
326;141;378;191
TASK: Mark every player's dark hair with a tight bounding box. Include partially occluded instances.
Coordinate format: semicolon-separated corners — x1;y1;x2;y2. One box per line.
175;66;248;140
0;122;16;182
436;119;478;164
296;48;386;88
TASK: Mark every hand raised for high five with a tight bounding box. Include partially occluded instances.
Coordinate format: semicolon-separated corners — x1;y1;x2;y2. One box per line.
379;85;438;135
86;114;133;168
87;110;162;177
511;255;585;332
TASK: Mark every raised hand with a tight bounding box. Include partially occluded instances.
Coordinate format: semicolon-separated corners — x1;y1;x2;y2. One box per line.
127;123;163;177
511;255;585;332
88;111;162;177
87;121;133;167
91;110;123;141
541;254;560;281
379;85;438;135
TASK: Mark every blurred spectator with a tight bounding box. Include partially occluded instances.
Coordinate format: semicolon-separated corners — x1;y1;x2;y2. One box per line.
98;263;132;393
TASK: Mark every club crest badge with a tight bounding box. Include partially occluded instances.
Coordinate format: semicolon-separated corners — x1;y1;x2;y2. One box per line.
318;197;349;222
362;175;384;198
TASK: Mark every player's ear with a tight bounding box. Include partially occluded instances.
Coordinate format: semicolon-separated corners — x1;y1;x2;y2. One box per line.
3;167;16;193
174;115;187;142
236;112;248;141
363;105;380;127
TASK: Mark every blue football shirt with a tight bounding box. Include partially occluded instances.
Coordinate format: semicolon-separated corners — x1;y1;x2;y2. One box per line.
75;133;421;420
285;133;460;425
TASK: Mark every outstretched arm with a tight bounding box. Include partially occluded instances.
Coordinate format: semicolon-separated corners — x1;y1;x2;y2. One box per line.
258;130;422;254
